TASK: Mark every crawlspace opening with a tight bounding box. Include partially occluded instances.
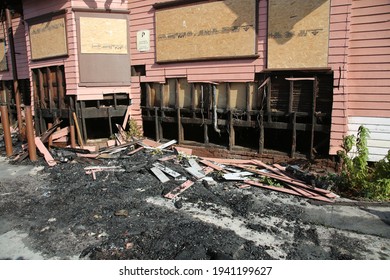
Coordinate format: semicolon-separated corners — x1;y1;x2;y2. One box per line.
85;117;123;139
208;126;229;146
161;122;178;140
234;127;259;149
263;128;291;153
183;123;204;143
142;121;155;139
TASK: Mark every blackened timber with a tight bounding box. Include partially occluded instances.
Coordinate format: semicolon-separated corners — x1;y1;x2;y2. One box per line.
291;112;297;158
108;107;113;136
204;123;209;144
267;78;272;122
259;111;264;154
38;69;46;109
311;77;318;159
142;115;329;132
246;83;251;122
161;83;165;117
154;107;160;141
288;78;293;114
177;107;184;144
226;83;231;110
46;67;54;111
56;66;65;110
229;110;234;150
190;83;196;118
80;101;88;141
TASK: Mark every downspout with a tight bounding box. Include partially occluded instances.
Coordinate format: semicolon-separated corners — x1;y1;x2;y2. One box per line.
212;84;221;134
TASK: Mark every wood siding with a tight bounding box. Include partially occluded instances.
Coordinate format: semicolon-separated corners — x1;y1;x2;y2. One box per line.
23;0;131;103
0;16;29;80
129;0;267;83
348;117;390;161
328;0;351;155
344;0;390;161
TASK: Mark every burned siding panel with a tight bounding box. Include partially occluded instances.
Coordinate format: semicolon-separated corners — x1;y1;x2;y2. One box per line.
328;0;351;155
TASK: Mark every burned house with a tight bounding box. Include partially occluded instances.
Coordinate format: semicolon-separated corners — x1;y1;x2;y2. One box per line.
1;0;389;161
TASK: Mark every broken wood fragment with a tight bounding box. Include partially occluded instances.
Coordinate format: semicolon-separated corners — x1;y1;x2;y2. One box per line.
153;163;181;178
158;155;177;162
174;146;193;155
188;158;202;171
157;139;177;149
51;127;69;140
140;138;160;148
199;159;224;171
128;146;144;155
223;171;253;181
164;180;194;199
34;137;56;166
185;166;205;179
150;167;170;183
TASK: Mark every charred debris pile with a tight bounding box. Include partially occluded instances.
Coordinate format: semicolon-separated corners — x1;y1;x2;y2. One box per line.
3;121;338;204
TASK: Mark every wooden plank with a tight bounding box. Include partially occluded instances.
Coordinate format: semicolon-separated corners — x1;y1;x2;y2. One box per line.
150;167;170;183
157;140;177;149
188;158;202;171
153;163;181;178
199;159;224;171
122;106;132;130
141;138;161;148
245;180;302;196
223;172;253;181
185;166;205;179
164;180;194;199
174;146;193;155
128;146;144;155
51;127;69;140
35;137;56;166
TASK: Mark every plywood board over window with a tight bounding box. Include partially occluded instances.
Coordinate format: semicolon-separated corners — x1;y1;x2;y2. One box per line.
76;12;131;86
28;15;68;60
267;0;330;69
155;0;258;63
0;38;7;71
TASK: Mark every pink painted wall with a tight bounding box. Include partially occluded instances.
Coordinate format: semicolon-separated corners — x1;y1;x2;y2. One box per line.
347;0;390;117
23;0;131;102
0;16;29;80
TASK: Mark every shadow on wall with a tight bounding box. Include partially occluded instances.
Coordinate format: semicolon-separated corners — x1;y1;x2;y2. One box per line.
83;0;126;10
225;0;329;45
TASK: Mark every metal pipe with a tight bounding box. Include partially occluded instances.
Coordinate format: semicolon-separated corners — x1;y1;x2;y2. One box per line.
212;84;221;134
0;105;13;156
5;8;23;139
25;106;37;161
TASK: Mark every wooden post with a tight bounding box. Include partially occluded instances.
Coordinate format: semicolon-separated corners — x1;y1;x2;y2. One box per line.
246;83;251;122
259;111;264;154
69;109;76;148
25;106;37;161
38;69;46;109
160;83;165;117
288;78;294;114
191;83;196;118
177;107;184;144
0;105;13;156
108;107;113;136
266;78;272;122
226;83;231;111
291;112;297;158
72;112;84;148
229;110;235;150
56;66;65;110
80;101;87;141
310;77;318;159
5;8;23;138
47;122;53;149
204;123;209;144
46;67;54;111
154;107;160;141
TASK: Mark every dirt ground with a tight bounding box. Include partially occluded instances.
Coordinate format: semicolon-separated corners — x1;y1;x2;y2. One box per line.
0;147;389;260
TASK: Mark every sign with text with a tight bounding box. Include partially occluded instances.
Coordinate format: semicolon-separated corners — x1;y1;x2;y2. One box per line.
267;0;330;69
80;17;128;54
29;17;67;60
137;30;150;52
155;0;257;62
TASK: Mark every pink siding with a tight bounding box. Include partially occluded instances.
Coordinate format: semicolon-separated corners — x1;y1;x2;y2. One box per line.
347;0;390;118
328;0;352;155
24;0;131;102
129;0;267;83
0;16;29;80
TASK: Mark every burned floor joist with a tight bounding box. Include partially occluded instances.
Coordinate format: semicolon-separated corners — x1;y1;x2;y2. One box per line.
141;72;333;159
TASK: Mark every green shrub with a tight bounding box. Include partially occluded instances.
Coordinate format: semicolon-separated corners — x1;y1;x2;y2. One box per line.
336;126;390;200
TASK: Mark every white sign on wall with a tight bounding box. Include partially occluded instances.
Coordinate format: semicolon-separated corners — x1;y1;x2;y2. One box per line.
137;30;150;52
